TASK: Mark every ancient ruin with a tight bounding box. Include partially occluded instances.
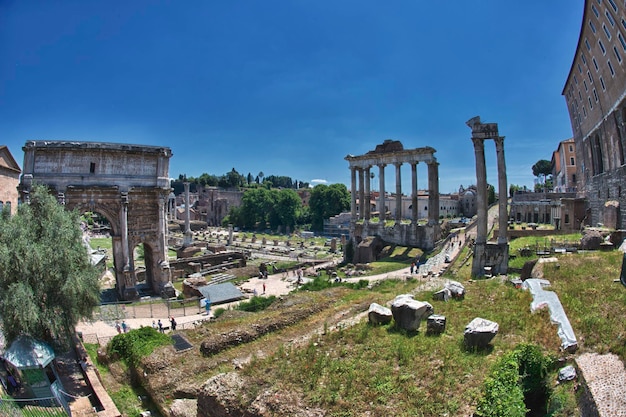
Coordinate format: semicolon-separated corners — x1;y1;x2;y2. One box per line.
19;140;173;300
466;117;509;277
345;140;440;255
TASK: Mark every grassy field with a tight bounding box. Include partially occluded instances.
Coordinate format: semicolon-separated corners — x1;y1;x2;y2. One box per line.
89;229;626;416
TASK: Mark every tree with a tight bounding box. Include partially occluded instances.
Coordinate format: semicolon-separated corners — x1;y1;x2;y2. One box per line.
0;184;100;350
487;184;496;205
309;183;351;231
532;160;552;186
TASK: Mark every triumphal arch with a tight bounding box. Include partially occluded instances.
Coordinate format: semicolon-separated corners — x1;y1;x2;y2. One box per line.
19;141;173;300
345;140;440;251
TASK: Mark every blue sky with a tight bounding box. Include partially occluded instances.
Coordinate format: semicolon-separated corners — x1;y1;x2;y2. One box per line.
1;1;583;193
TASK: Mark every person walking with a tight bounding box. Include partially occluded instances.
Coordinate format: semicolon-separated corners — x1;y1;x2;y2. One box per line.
158;319;164;333
262;282;266;294
170;316;177;331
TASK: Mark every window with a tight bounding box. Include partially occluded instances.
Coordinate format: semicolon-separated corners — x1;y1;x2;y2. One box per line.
599;39;607;54
622;18;626;30
603;24;612;39
569;144;574;152
570;157;575;165
593;88;599;101
600;75;606;90
574;75;579;84
588;71;594;83
606;10;616;26
582;54;588;64
593;57;599;70
614;45;622;62
609;59;616;75
589;96;594;109
583;105;588;117
586;38;592;50
590;20;597;33
565;214;570;224
619;33;626;51
90;162;96;173
608;0;618;12
579;90;583;100
584;79;589;91
592;4;600;17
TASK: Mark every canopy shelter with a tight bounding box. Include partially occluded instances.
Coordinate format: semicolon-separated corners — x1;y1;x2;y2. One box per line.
3;335;65;403
198;282;245;305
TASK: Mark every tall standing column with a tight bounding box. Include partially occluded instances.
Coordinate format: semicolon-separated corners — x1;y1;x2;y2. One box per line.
364;166;371;221
495;136;509;245
472;137;488;244
427;162;440;225
395;163;402;221
183;182;193;246
358;168;365;220
120;192;130;271
411;162;418;224
350;167;357;219
378;164;386;223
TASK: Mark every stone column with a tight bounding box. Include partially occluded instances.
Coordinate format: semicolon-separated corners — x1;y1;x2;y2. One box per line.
395;163;402;221
495;136;509;245
364;166;371;221
120;192;130;271
472;137;488;245
183;182;193;246
158;194;169;269
411;162;418;224
358;168;365;220
350;167;357;219
427;162;440;225
378;164;386;223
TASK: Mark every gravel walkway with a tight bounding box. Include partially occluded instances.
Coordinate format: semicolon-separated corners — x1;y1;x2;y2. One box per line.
576;352;626;417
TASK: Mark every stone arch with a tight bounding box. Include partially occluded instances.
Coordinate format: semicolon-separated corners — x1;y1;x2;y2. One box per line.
19;141;173;300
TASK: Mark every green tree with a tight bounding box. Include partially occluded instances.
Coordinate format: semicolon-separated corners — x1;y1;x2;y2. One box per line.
0;184;100;350
275;189;302;230
532;160;552;187
487;184;496;205
309;183;350;231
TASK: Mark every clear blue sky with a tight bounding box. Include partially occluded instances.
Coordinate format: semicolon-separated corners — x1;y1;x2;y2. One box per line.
1;1;583;193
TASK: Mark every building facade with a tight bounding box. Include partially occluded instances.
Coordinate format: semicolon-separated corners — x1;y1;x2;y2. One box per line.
0;146;21;215
551;138;578;193
562;0;626;228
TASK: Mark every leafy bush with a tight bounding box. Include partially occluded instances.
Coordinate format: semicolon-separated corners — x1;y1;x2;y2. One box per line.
108;326;172;366
213;307;226;318
237;295;276;312
475;343;553;417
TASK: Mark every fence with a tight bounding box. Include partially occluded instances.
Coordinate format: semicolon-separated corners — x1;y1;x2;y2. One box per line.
0;395;70;417
95;297;204;322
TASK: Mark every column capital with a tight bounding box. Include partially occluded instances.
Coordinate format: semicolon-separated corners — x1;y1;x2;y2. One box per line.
494;136;505;147
377;163;387;168
471;136;486;148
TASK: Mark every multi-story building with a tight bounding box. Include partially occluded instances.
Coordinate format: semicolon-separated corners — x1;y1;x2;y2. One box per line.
0;145;21;215
551;138;578;193
562;0;626;228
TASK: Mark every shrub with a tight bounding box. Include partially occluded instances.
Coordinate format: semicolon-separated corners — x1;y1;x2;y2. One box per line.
237;295;276;312
108;326;172;366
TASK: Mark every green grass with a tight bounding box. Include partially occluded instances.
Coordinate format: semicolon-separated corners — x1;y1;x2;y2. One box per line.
508;233;582;270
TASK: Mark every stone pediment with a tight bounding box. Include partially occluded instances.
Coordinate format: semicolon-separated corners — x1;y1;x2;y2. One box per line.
0;145;21;173
367;139;404;154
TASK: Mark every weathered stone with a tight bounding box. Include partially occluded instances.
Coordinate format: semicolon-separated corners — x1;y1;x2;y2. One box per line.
161;282;177;299
580;229;603;250
432;281;465;301
464;317;499;348
391;294;434;331
169;399;197;417
368;303;392;325
426;314;446;335
557;365;577;383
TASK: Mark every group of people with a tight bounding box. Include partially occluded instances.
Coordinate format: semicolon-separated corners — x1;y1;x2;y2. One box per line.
151;317;177;333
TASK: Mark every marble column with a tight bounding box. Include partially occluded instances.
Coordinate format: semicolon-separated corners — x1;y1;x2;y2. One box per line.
183;182;193;246
495;136;509;245
472;137;488;245
411;162;418;224
395;163;402;221
358;168;365;220
378;164;386;223
364;166;371;221
427;162;440;225
120;192;130;271
350;167;357;219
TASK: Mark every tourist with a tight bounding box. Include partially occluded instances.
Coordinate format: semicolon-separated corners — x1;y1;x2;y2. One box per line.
410;262;415;274
170;316;177;331
152;320;157;330
263;282;266;294
115;322;121;334
121;320;128;333
158;319;164;333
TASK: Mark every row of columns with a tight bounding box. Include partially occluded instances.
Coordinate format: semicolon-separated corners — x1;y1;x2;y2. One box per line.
349;161;439;225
